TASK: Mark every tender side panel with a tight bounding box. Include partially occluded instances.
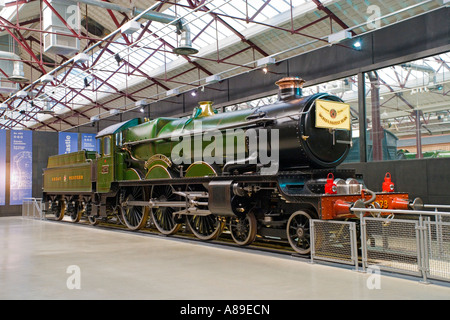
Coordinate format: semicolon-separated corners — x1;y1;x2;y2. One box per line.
43;163;93;193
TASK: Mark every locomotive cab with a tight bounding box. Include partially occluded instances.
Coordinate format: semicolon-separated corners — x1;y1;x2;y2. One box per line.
96;134;114;193
95;118;142;192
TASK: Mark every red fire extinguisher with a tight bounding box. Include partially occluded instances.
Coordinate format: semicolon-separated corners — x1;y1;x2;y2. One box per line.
382;172;395;192
325;173;337;194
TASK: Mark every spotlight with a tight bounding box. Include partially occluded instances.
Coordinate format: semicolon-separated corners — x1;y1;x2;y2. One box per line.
262;67;268;74
353;41;362;50
191;90;197;97
139;107;145;113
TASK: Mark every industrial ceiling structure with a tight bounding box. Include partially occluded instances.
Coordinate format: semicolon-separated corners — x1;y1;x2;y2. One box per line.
0;0;447;135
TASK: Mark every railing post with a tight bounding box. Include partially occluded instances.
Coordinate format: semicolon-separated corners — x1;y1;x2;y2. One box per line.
417;215;430;284
349;222;358;272
310;220;316;264
359;213;367;273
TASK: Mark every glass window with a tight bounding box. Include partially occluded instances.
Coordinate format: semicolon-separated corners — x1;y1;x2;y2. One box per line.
364;52;450;161
103;136;111;156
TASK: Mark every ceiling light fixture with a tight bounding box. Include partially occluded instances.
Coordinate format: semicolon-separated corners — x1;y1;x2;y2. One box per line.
167;88;180;97
205;75;221;84
328;30;352;44
121;20;142;34
256;57;276;69
16;90;28;99
40;74;55;84
74;53;90;65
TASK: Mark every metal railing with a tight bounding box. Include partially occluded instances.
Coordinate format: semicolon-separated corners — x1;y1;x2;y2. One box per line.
351;205;450;283
310;220;359;270
22;198;45;220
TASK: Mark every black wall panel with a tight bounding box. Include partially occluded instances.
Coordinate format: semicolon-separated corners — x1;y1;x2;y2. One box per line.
373;8;450;64
32;132;58;199
340;158;450;205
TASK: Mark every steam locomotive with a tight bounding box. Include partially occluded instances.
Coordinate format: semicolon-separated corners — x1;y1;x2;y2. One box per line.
42;77;420;254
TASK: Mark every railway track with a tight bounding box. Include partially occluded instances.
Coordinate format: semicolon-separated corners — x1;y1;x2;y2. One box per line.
45;214;307;259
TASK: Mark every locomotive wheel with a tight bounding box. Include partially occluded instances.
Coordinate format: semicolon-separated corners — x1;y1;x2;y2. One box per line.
150;184;182;235
185;182;224;241
286;211;313;255
186;214;224;241
229;211;257;246
121;186;149;231
69;201;83;223
51;200;65;221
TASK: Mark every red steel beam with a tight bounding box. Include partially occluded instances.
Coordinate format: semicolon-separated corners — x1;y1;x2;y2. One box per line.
312;0;356;36
0;17;47;74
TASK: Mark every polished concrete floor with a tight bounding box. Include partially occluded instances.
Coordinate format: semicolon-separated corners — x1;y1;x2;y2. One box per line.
1;216;450;300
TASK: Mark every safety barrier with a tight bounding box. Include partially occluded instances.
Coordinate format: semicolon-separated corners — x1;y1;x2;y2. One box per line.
352;205;450;283
22;198;45;220
310;205;450;284
361;217;422;277
310;220;359;270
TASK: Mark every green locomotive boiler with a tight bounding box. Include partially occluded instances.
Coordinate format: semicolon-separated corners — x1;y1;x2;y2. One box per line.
43;77;415;254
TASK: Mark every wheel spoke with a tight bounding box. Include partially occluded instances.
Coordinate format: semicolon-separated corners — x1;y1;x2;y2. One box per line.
286;211;313;255
150;184;181;235
229;212;257;246
121;187;148;231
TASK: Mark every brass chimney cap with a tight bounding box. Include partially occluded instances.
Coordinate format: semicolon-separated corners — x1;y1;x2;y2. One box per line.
275;77;306;89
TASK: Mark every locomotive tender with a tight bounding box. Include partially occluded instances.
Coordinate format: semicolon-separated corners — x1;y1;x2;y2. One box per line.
43;77;419;254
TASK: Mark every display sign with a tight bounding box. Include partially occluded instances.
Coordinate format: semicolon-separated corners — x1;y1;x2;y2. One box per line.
10;130;33;205
81;133;97;152
59;132;79;154
315;99;351;131
0;130;5;205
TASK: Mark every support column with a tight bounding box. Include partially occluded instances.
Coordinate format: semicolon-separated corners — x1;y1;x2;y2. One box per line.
415;110;423;159
368;71;383;161
358;72;367;163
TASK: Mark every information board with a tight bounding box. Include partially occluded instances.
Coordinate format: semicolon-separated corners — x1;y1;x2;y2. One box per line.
81;133;98;152
59;132;79;154
10;130;33;205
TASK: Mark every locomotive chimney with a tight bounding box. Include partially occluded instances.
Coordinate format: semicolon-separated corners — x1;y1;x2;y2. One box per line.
196;101;215;118
275;77;305;101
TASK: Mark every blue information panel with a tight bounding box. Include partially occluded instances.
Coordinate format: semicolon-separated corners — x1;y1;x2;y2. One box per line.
10;130;33;205
0;130;6;205
59;132;79;154
81;133;98;152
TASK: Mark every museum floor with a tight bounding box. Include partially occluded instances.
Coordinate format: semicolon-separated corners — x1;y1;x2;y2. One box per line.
0;216;449;300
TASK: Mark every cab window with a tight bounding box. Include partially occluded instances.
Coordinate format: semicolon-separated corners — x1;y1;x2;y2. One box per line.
103;136;111;156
